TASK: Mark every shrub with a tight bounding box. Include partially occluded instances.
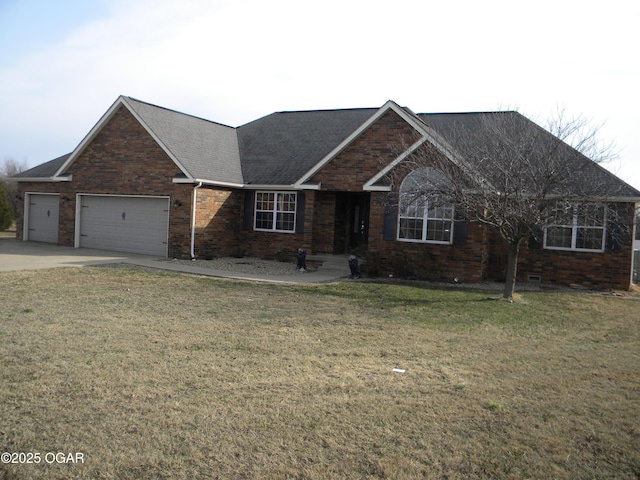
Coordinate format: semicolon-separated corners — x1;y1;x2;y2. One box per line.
0;181;13;231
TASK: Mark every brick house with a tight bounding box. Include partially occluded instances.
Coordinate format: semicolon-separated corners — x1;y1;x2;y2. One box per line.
14;96;640;289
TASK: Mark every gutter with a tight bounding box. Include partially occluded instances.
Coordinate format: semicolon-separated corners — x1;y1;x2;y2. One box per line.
190;182;203;260
172;177;245;188
13;175;73;183
172;177;302;191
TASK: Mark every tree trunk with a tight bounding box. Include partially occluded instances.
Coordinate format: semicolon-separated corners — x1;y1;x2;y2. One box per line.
503;239;522;300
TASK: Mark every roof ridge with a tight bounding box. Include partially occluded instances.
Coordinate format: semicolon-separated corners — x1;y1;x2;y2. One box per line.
124;96;235;129
418;111;519;116
271;106;379;115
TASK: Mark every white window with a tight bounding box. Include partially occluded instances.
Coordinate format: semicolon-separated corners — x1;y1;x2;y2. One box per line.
397;168;454;244
254;192;297;232
544;204;606;252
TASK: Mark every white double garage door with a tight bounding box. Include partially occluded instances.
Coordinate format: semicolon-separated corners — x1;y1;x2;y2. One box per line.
26;193;169;256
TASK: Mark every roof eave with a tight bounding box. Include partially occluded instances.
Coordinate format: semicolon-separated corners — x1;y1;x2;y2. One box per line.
588;195;640;203
120;97;193;179
172;177;307;191
293;100;430;188
363;184;392;192
15;175;73;183
53;96;194;179
243;184;299;191
53;97;125;176
172;177;246;188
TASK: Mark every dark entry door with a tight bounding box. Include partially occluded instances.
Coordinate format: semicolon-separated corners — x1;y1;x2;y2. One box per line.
333;193;370;254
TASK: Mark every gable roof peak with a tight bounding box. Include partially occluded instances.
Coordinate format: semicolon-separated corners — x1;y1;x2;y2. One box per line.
292;100;438;189
122;96;235;129
50;95;242;184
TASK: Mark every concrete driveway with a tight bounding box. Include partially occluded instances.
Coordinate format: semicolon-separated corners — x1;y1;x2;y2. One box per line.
0;238;149;272
0;238;349;284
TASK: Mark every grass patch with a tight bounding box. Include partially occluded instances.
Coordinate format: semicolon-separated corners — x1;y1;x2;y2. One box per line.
1;267;639;479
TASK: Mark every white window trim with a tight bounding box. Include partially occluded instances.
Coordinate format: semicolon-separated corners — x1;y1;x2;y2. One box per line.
254;191;297;233
543;204;606;253
397;194;454;245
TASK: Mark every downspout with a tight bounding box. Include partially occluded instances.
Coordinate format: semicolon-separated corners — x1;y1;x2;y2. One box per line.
190;182;203;260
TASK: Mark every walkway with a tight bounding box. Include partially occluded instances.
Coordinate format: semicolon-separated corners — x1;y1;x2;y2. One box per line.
0;238;351;284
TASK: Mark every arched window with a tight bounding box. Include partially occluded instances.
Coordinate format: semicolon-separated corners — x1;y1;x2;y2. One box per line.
397;167;454;244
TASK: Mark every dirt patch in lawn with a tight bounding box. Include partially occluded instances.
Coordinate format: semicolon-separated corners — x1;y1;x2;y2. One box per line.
1;268;639;479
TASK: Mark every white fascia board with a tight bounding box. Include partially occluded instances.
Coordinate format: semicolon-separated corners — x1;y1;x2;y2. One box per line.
53;97;125;177
292;100;473;191
293;100;428;189
297;183;321;190
364;184;392;192
242;184;299;191
172;177;318;191
120;97;193;179
16;175;72;183
172;177;199;184
391;109;491;190
363;136;428;191
172;177;246;188
173;177;303;191
520;193;640;202
53;96;193;180
581;195;640;203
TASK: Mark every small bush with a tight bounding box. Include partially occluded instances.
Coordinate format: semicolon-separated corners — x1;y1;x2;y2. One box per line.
0;182;13;231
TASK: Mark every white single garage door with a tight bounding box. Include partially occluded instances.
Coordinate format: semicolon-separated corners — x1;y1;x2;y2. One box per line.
27;193;59;243
78;195;169;256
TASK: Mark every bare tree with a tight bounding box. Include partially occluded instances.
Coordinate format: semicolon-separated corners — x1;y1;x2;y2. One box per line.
1;157;29;220
392;109;622;300
1;157;29;178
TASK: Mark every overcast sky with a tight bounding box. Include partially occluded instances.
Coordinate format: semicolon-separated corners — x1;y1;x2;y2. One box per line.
1;0;639;188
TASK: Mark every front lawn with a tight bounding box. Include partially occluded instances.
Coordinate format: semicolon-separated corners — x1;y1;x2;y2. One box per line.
1;268;639;479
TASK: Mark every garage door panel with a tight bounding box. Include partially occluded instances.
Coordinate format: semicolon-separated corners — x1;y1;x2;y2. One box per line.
79;196;169;256
27;194;59;243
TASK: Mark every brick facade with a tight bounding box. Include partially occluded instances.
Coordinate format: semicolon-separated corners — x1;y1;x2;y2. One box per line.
514;203;634;290
519;243;633;290
193;187;243;259
310;110;416;190
241;226;306;260
15;102;637;289
17;106;195;258
367;192;490;282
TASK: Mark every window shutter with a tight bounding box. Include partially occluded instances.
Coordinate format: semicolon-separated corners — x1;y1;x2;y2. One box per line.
528;230;543;249
383;196;397;241
452;209;467;245
295;192;305;234
606;224;621;253
243;191;254;231
452;221;467;245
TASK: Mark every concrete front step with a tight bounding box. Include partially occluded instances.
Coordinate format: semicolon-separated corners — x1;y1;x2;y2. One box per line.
307;254;366;277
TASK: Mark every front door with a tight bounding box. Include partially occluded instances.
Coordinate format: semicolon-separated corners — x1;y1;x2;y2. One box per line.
333;193;370;254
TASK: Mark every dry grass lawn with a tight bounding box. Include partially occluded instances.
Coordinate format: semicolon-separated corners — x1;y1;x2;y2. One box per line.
1;267;639;479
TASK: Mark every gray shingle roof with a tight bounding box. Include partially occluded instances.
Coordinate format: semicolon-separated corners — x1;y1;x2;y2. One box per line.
237;108;376;185
14;98;640;200
12;153;70;179
124;97;243;184
419;112;640;198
